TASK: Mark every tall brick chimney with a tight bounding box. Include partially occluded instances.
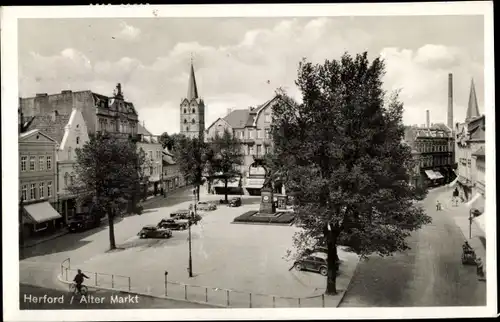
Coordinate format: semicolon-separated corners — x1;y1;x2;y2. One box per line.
426;110;430;128
447;73;453;129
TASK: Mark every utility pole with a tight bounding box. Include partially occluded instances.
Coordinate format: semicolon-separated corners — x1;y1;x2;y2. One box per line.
188;188;195;277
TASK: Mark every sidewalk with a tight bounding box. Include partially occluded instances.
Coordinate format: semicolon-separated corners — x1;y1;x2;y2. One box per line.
433;187;486;273
21;228;69;249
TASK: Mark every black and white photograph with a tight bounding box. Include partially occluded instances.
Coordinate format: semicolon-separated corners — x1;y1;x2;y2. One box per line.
1;2;496;321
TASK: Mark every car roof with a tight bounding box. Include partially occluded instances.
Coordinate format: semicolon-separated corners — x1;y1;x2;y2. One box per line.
172;209;190;213
309;252;327;259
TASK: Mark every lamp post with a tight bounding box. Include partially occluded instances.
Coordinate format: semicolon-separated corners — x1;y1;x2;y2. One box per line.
468;208;473;239
187;188;195;278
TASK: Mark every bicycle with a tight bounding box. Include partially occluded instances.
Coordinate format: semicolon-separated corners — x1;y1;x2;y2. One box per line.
69;283;88;296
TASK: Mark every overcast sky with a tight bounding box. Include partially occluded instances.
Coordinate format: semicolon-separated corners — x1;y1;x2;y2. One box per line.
18;16;484;135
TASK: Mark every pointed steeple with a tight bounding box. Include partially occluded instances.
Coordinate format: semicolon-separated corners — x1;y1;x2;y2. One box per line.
187;60;199;101
466;78;480;121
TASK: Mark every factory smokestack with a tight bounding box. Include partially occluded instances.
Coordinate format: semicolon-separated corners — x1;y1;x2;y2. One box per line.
426;110;430;128
448;73;454;129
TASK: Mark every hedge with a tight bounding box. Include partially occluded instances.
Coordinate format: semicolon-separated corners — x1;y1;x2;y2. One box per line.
233;211;296;224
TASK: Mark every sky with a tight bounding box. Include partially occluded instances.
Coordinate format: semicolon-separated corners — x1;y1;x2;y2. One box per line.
18;16;485;135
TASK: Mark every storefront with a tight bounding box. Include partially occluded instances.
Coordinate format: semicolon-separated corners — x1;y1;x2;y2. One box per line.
21;201;63;238
212;178;242;195
423;169;445;186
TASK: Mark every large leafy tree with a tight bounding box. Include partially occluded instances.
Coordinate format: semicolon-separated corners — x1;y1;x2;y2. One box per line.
160;132;185;151
69;132;145;250
268;52;431;294
173;135;209;202
207;128;244;202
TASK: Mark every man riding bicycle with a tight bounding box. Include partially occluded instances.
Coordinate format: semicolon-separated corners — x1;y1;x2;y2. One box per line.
73;269;89;294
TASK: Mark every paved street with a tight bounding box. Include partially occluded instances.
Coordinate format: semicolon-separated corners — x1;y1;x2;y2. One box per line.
20;283;210;309
340;187;487;307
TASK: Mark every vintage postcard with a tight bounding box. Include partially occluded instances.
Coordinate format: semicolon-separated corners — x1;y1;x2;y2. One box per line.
1;2;496;321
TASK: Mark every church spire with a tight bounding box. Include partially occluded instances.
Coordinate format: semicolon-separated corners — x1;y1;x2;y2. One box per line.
465;78;480;121
187;57;199;101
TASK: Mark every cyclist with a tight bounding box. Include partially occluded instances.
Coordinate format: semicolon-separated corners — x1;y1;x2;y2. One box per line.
73;269;89;294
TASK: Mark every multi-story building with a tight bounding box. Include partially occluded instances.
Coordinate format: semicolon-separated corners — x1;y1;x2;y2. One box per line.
162;147;186;194
19;129;61;240
20;83;139;139
404;118;455;188
136;123;163;196
180;62;205;140
205;95;285;195
454;79;485;209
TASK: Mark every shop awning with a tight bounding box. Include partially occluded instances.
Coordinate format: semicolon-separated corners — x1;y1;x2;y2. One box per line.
424;170;438;180
433;170;444;179
23;202;62;224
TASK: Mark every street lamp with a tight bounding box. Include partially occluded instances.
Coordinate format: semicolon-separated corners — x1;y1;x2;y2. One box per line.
187;188;195;278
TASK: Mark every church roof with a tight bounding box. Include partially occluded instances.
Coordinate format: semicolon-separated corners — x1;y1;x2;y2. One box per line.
466;78;481;121
187;63;199;101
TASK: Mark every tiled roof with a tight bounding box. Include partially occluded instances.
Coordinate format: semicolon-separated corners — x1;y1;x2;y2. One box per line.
25;114;71;144
223;109;249;129
137;123;152;135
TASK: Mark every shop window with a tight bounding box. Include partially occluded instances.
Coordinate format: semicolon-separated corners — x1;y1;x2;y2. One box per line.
34;222;48;232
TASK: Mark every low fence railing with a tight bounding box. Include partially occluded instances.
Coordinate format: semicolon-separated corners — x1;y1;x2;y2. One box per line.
59;259;331;308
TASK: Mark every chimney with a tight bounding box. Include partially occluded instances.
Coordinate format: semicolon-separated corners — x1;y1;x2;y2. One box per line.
426;110;430;128
447;73;453;130
226;108;232;116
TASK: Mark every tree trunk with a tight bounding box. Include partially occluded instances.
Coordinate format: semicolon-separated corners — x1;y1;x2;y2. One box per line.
196;185;200;202
108;207;116;250
224;179;229;203
325;231;340;295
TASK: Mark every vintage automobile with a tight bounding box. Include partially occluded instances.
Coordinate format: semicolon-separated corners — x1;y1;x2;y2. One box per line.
189;201;217;211
293;253;328;276
67;213;101;233
157;218;189;231
138;225;172;239
228;197;242;207
170;209;202;224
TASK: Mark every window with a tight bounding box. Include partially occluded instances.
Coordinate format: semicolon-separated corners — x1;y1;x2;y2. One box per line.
39;182;44;199
30;183;36;200
47;181;52;197
257;130;263;139
68;147;72;160
256;145;262;155
46;156;52;170
239;131;244;139
192;108;196;114
39;156;45;171
249;146;255;155
266;146;271;154
21;156;27;171
186;126;189;132
64;172;69;187
265;129;271;139
21;185;27;200
265;114;271;123
148;151;153;160
184;109;187;114
70;174;75;185
76;137;80;145
29;156;36;171
249;130;254;139
184;119;187;124
192;119;195;124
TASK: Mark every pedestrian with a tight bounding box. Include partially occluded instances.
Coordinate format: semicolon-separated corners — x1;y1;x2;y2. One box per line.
436;200;441;211
476;257;485;279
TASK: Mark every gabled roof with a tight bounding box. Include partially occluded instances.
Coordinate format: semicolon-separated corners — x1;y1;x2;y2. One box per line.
24;113;71;144
19;129;57;142
206;117;232;133
223;109;249;129
466;78;481;121
137;123;152;135
472;146;485;157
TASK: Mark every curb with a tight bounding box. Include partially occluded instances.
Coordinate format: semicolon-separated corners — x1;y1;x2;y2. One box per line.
21;230;69;249
231;221;294;226
56;274;223;308
336;256;361;307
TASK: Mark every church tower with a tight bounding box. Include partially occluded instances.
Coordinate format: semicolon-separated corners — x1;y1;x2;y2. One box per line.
180;61;205;139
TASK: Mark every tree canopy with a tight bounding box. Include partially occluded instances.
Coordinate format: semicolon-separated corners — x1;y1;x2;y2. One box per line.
207;128;244;202
160;132;185;151
268;52;431;294
70;132;145;249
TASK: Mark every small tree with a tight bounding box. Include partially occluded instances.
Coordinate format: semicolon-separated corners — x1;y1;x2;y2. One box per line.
269;53;432;294
207;128;244;202
69;132;145;250
173;134;209;202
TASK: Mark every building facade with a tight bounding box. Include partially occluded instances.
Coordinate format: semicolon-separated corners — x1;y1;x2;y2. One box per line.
162;147;186;193
19;129;61;240
404;124;455;188
180;63;205;139
205;95;284;195
136;124;163;197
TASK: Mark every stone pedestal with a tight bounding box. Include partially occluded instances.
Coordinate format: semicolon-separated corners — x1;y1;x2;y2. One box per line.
259;188;276;214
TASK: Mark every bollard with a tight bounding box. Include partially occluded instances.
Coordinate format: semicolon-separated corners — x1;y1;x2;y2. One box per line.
205;287;208;302
112;275;114;288
298;298;301;307
273;296;276;308
184;285;188;300
249;293;252;308
128;277;131;291
95;272;98;286
226;290;230;306
322;294;325;307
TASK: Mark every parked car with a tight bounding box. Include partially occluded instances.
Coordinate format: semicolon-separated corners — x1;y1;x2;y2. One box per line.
68;213;101;233
157;218;189;231
293;253;328;276
170;209;202;224
228;197;242;207
138;225;172;239
189;201;217;211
